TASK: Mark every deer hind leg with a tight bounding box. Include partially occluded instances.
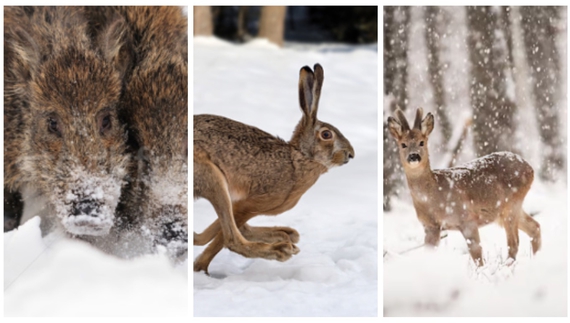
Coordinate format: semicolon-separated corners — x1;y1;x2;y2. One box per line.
519;211;541;254
502;207;520;260
459;224;483;266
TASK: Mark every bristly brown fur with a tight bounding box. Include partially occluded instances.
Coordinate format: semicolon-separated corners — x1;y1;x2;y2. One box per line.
84;6;188;257
4;6;131;235
193;64;355;274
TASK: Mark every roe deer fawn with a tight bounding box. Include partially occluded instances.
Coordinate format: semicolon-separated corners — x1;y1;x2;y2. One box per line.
387;108;541;266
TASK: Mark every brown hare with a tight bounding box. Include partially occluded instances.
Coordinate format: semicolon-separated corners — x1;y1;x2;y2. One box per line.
387;108;540;266
194;64;355;273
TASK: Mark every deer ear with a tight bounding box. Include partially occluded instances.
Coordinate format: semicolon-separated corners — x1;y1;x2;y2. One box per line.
387;116;403;140
421;112;434;136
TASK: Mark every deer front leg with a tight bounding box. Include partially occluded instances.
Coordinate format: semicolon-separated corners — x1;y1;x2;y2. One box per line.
459;224;483;266
424;225;441;247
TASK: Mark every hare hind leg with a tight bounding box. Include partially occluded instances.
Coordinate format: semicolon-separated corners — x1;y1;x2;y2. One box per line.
194;156;298;269
241;223;300;244
193;214;299;273
519;211;541;254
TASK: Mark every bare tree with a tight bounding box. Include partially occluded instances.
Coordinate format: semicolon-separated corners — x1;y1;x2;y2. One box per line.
466;6;517;157
258;6;287;46
194;6;213;36
383;6;411;211
424;6;452;146
521;6;565;181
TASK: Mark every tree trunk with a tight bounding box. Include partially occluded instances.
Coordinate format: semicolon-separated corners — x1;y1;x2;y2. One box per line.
194;6;213;36
520;6;565;181
258;6;287;47
383;6;411;211
424;6;452;146
466;6;517;157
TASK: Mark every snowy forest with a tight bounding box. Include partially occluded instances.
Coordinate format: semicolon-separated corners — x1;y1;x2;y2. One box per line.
383;6;567;316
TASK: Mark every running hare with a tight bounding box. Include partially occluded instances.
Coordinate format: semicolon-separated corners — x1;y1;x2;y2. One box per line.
194;64;355;273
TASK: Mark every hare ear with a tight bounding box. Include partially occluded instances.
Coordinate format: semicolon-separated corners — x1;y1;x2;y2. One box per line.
299;66;315;122
97;14;133;79
421;112;435;136
310;63;324;121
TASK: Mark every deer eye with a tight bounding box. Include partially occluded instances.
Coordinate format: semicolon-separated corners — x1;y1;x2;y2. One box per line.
100;113;112;135
47;117;61;136
320;129;333;140
420;141;424;147
401;143;407;148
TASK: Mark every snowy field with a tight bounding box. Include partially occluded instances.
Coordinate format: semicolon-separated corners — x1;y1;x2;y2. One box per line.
383;7;567;316
4;217;188;316
193;37;378;316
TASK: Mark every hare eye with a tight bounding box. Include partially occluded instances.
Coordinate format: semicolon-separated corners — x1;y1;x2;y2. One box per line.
401;143;407;148
419;141;424;147
100;114;112;135
321;130;333;140
48;117;61;136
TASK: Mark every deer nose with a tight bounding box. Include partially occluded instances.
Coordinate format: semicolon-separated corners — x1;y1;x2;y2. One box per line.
407;153;421;163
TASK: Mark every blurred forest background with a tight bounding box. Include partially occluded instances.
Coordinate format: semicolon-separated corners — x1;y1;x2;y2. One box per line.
383;6;567;210
194;6;377;45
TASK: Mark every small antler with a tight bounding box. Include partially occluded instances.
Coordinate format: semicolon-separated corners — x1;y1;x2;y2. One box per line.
395;109;410;131
413;107;424;130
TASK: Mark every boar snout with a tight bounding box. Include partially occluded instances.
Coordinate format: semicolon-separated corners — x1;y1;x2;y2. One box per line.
72;200;98;217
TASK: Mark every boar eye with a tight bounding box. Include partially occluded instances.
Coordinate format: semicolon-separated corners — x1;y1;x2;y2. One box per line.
320;130;333;140
47;117;61;136
100;114;112;135
401;143;407;148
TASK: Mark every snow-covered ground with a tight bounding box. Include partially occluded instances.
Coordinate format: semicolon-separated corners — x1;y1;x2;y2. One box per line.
193;37;378;316
4;217;188;316
384;180;567;316
383;7;567;316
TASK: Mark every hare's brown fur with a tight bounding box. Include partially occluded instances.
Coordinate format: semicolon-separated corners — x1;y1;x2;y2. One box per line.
4;6;131;235
194;64;355;273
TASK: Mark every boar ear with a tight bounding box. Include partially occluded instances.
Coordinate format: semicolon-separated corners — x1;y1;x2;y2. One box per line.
97;14;134;79
7;26;41;79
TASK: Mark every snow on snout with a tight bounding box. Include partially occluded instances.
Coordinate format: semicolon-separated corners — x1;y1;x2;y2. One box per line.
55;167;123;236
